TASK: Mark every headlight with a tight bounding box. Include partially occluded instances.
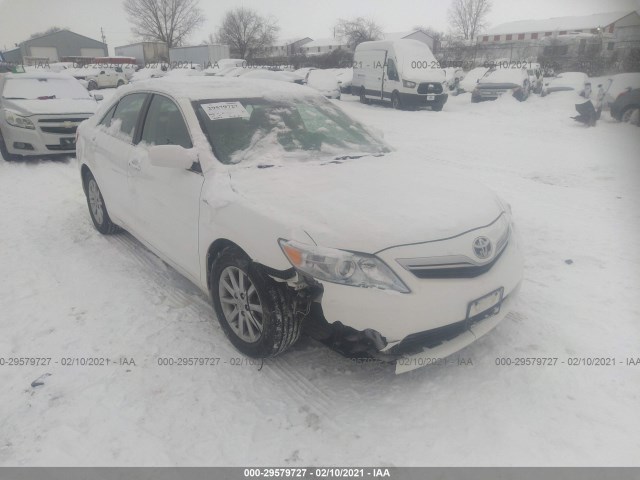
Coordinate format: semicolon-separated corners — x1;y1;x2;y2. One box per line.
278;239;410;293
5;110;35;130
402;80;416;88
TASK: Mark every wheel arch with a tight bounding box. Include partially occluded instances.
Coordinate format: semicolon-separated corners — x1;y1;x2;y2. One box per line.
206;239;250;290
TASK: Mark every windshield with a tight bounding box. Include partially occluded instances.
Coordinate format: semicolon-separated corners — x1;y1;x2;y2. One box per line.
194;97;390;165
2;77;91;100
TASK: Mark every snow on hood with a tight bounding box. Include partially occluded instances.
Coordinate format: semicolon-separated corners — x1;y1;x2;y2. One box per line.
547;72;587;90
226;153;504;253
3;98;98;116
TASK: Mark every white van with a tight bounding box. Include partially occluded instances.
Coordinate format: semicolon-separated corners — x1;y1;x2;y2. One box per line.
352;39;447;111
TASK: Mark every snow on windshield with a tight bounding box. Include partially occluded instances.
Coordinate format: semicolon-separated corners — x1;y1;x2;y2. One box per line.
2;77;90;100
479;68;527;85
194;97;389;165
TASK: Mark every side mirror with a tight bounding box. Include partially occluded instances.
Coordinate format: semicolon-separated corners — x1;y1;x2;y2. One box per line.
93;94;104;101
149;145;197;169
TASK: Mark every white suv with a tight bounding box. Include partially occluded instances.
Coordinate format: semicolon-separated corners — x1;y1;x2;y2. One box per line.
76;77;523;373
86;68;128;90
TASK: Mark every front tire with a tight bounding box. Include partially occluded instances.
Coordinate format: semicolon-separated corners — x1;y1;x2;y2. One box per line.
391;91;403;110
83;170;119;234
211;246;306;358
87;81;98;91
0;132;16;161
621;106;640;126
117;80;125;88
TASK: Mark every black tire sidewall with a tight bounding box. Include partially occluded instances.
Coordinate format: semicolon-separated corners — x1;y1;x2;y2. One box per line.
210;248;285;358
83;170;116;234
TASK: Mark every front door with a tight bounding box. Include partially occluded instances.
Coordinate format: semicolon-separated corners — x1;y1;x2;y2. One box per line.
127;94;204;282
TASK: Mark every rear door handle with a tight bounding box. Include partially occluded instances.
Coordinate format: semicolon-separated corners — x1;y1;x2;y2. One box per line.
129;158;141;171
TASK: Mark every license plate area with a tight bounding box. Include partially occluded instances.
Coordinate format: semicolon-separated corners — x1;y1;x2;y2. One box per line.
467;287;504;321
426;94;435;100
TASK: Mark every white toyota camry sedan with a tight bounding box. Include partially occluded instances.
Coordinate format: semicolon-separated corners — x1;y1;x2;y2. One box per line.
76;76;523;373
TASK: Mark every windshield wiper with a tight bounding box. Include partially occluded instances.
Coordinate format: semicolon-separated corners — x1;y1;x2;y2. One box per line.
2;97;27;100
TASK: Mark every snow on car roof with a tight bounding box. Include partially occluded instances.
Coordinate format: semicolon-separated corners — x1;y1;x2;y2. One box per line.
2;71;78;80
122;76;318;102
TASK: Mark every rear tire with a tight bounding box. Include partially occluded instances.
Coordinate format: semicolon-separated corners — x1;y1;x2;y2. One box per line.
359;87;369;104
211;246;307;358
83;170;119;234
431;104;443;112
117;80;125;88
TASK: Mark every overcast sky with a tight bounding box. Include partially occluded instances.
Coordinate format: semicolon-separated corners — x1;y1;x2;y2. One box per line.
1;0;639;54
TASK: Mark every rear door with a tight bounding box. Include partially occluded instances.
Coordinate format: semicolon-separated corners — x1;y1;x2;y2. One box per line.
127;94;204;282
90;92;149;227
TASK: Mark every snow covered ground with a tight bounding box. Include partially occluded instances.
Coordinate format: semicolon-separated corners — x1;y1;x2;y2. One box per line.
0;89;639;466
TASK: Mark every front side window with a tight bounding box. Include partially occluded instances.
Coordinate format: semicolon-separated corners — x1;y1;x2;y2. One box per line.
98;104;117;127
140;95;192;149
387;58;399;81
194;97;389;165
107;93;147;143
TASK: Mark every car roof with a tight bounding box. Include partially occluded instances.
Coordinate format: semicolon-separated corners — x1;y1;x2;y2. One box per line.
120;76;318;102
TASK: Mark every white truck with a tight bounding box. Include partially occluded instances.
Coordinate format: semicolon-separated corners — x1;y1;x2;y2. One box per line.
352;39;448;111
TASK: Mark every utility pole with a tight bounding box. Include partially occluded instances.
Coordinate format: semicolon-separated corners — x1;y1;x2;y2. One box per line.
101;27;106;45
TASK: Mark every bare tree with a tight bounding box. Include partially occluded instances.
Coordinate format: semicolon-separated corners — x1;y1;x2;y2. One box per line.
29;27;66;39
215;8;279;59
123;0;205;48
335;17;383;49
447;0;492;40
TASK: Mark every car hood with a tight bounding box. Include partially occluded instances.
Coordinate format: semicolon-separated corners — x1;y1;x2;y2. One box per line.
227;154;505;253
3;98;98;116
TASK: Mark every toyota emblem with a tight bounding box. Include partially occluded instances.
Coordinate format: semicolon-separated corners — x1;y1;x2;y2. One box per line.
472;236;493;259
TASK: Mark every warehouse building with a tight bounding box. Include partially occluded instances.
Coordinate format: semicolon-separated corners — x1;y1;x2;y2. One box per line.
1;30;108;65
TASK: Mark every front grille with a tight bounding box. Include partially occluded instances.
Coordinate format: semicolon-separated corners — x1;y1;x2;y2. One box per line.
46;144;75;151
409;244;507;279
38;118;88;135
398;223;511;280
40;125;78;134
417;82;443;94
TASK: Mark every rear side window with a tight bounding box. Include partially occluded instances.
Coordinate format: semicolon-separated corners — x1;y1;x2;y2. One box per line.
140;95;192;148
109;93;147;143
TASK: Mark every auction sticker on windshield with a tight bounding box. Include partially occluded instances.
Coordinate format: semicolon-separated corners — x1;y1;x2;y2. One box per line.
201;101;250;120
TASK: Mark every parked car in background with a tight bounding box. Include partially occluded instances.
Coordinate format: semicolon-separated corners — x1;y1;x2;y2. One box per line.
458;67;489;93
542;72;591;97
353;39;448;111
0;72;98;159
293;67;316;84
472;68;530;102
526;63;543;94
204;58;246;76
333;68;353;93
600;73;640;109
609;87;640;125
76;76;522;374
306;69;342;99
240;69;304;84
443;67;464;92
86;68;129;90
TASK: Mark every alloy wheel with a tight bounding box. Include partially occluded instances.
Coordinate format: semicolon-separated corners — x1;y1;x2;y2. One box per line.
218;266;264;343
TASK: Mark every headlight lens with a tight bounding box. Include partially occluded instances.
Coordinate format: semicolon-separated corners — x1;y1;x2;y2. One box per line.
278;239;410;293
402;80;416;88
5;110;35;130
